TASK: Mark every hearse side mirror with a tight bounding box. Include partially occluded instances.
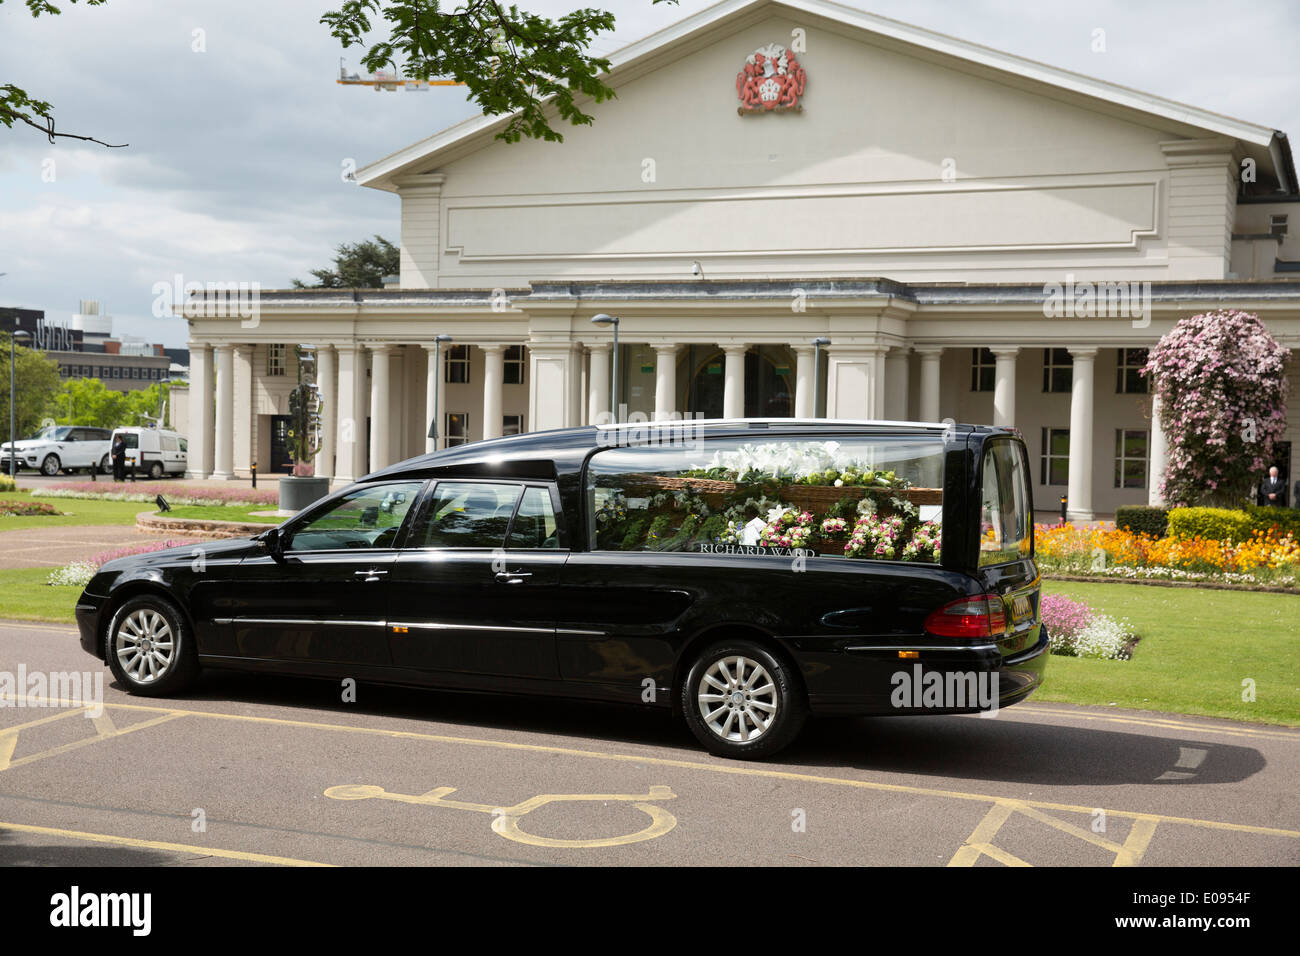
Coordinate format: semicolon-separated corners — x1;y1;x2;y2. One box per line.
260;526;284;558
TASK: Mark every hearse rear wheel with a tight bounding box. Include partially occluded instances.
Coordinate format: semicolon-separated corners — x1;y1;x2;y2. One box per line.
682;639;806;759
106;595;199;696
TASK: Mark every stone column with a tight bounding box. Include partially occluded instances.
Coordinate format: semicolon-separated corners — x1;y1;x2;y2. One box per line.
654;344;680;421
212;344;235;479
885;348;910;421
991;347;1019;427
528;345;574;431
917;348;943;422
793;346;815;418
722;345;747;419
335;345;365;482
1148;389;1168;507
1067;348;1097;522
481;344;506;440
186;343;213;478
369;345;391;471
588;343;611;426
317;345;336;479
425;344;440;453
232;344;253;476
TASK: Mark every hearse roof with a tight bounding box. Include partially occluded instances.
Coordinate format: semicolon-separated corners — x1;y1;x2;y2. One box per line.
362;418;1003;484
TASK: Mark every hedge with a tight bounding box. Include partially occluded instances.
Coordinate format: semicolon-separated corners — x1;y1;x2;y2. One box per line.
1167;505;1300;542
1115;505;1168;538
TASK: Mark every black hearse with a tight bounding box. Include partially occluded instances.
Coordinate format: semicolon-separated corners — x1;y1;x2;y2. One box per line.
75;419;1048;759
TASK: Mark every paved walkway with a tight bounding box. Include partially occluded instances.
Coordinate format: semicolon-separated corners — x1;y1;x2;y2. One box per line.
0;525;210;570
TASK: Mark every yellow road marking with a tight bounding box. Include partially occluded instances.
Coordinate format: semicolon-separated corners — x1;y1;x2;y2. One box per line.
0;707;92;771
0;820;332;867
4;694;1296;842
326;782;679;848
1;711;184;773
949;800;1163;867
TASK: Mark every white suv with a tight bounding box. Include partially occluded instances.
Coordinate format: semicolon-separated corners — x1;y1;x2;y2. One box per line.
0;425;113;476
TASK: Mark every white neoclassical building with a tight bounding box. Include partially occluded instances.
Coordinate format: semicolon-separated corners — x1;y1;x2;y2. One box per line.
183;0;1300;519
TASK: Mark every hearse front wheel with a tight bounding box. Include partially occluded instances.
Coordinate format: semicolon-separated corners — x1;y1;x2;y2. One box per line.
106;595;199;696
682;640;807;759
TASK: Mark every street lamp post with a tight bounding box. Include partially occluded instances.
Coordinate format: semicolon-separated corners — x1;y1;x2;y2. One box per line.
426;334;453;448
8;329;32;479
591;314;620;422
812;337;831;419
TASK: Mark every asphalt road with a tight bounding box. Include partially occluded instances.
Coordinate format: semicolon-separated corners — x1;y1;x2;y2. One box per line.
1;620;1296;867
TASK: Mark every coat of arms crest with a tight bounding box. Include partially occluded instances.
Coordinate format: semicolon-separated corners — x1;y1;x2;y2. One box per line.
736;43;807;114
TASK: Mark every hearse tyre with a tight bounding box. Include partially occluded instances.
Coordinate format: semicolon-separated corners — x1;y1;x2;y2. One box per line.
105;594;200;696
682;638;808;758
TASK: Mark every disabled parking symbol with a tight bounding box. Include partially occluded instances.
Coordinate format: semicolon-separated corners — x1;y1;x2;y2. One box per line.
325;782;679;848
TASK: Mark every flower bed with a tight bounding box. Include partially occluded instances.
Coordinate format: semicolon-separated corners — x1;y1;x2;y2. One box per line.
47;539;198;588
1035;523;1300;589
1039;593;1137;660
0;500;62;517
39;481;278;507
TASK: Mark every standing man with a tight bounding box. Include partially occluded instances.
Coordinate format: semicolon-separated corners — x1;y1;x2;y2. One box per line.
110;432;126;482
1258;465;1288;507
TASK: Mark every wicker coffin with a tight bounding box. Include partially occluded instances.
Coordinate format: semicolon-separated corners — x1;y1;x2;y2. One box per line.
617;474;942;510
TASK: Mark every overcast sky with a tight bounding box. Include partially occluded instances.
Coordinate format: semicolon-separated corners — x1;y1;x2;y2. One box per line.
1;0;1297;348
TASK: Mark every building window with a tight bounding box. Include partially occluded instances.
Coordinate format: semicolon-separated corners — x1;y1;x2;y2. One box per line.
969;348;995;392
267;344;287;376
446;345;471;384
132;367;139;379
1116;348;1149;394
502;414;523;436
1042;348;1073;393
1040;427;1070;485
504;345;525;385
1269;214;1288;238
112;367;121;378
1115;429;1148;489
444;412;470;446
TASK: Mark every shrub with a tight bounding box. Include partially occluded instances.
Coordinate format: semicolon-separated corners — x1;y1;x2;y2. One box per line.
1167;507;1252;542
1245;505;1300;540
1115;505;1168;538
1144;310;1290;507
0;500;61;517
1039;593;1094;645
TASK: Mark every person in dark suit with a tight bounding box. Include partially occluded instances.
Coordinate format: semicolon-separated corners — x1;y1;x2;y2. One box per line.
1258;466;1288;507
110;433;126;482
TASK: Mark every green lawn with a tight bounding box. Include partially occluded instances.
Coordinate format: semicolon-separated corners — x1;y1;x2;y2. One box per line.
1038;580;1300;726
155;504;283;524
0;568;81;623
0;495;147;529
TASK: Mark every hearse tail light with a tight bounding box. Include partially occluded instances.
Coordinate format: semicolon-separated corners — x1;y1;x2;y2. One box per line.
924;595;1007;639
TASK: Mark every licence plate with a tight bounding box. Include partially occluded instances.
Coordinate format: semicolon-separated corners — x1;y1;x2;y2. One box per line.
1011;594;1033;622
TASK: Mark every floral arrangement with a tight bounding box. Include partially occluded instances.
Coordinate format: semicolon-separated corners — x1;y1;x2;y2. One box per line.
844;512;908;559
686;441;911;488
820;516;849;537
758;508;816;549
901;521;941;562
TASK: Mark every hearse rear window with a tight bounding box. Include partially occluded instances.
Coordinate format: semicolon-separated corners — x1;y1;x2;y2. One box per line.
979;440;1033;566
586;435;945;562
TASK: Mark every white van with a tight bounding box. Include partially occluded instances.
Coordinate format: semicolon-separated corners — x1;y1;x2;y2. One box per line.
112;427;188;479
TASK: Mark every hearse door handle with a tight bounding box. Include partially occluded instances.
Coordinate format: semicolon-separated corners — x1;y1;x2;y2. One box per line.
355;569;388;582
495;570;532;584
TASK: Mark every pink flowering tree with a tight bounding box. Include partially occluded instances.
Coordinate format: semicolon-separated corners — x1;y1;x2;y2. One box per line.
1143;310;1290;508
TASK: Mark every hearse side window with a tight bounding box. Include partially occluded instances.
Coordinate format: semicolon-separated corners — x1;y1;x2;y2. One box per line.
287;481;424;552
979;441;1033;566
507;486;561;549
586;435;945;563
412;481;522;549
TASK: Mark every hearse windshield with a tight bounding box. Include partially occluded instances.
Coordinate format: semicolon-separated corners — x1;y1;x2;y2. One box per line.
978;439;1033;566
586;434;946;563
